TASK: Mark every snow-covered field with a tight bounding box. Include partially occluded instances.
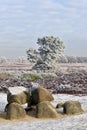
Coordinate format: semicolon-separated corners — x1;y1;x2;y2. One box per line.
0;92;87;130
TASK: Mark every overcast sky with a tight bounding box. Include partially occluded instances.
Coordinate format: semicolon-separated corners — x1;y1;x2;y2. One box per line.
0;0;87;58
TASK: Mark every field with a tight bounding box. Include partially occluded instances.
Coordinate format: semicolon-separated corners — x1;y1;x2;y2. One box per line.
0;61;87;95
0;61;87;129
0;59;87;73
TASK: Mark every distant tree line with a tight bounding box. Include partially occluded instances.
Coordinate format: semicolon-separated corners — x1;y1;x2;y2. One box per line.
57;55;87;63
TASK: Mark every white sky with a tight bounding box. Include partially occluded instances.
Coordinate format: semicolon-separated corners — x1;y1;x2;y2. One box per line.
0;0;87;58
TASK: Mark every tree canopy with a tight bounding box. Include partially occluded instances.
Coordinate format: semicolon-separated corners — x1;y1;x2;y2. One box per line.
27;36;65;70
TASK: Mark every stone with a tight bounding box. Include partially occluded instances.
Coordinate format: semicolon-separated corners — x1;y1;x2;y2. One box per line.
36;101;58;118
63;101;83;115
7;91;30;105
31;86;54;105
6;103;26;120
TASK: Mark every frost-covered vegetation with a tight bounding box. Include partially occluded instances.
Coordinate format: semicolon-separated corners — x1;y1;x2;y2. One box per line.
27;36;87;69
0;36;87;66
20;73;42;81
27;36;65;70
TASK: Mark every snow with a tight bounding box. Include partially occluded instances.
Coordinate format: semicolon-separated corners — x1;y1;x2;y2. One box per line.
0;93;87;130
0;93;7;112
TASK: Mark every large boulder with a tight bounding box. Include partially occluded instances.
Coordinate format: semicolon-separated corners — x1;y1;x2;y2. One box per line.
5;91;31;112
36;101;59;118
63;101;83;115
7;91;30;105
31;86;54;105
6;103;26;120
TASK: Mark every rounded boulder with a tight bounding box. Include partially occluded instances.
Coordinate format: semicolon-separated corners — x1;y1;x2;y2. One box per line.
36;101;60;118
6;103;26;120
63;101;83;115
31;86;54;105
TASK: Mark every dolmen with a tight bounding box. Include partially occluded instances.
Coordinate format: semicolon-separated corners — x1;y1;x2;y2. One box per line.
5;84;84;120
5;85;59;120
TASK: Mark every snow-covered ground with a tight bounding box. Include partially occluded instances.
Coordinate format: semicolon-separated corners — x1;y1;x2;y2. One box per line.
0;92;87;130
